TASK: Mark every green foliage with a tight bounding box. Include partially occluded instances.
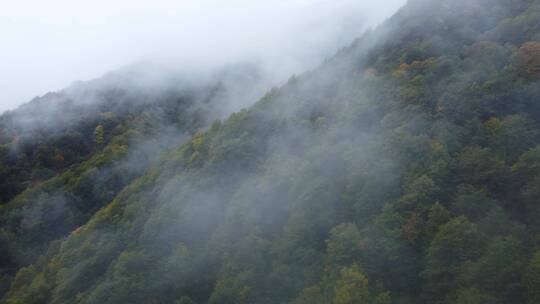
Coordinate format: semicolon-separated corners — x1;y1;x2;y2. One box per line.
524;250;540;303
453;288;492;304
423;217;485;301
325;224;363;272
93;124;104;145
2;1;540;304
332;264;370;304
176;296;197;304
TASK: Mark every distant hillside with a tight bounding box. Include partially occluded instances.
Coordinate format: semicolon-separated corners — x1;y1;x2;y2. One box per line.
2;0;540;303
0;63;264;287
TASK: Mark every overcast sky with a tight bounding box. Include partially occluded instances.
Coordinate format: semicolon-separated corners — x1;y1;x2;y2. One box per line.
0;0;405;112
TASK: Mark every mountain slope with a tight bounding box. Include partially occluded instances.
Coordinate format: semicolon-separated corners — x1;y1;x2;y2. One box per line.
0;64;265;291
3;0;540;303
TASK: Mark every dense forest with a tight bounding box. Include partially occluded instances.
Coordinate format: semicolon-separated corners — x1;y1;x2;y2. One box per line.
1;0;540;303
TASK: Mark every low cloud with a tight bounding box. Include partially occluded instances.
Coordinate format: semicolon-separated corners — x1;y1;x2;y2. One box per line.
0;0;405;112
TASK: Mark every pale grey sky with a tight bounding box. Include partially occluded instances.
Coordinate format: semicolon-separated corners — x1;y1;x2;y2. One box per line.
0;0;405;112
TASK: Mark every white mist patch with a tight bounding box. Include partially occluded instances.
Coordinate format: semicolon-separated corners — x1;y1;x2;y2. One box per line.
0;0;405;112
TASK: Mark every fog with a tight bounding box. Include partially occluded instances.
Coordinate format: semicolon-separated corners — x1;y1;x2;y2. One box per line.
3;1;538;303
0;0;405;112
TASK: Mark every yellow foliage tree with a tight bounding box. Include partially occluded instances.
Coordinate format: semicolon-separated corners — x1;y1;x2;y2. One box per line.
332;264;370;304
94;124;104;145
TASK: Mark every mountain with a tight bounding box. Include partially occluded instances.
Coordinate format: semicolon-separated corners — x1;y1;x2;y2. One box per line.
0;62;266;204
2;0;540;303
0;62;265;283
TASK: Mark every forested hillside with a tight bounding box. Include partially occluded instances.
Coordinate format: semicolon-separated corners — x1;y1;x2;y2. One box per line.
0;64;264;293
2;0;540;303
